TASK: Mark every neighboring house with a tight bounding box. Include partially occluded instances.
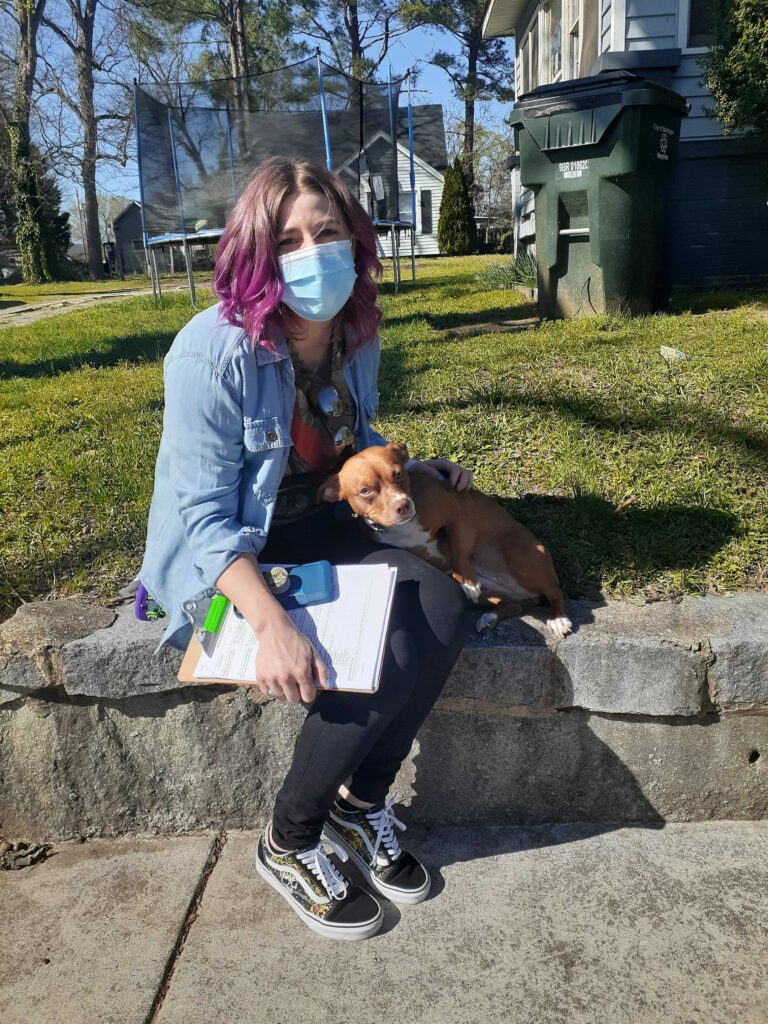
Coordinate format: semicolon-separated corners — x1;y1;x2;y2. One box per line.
483;0;768;286
336;105;449;258
112;201;147;275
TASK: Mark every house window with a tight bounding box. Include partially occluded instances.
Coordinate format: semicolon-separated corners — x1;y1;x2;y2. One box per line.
520;12;540;93
580;0;599;75
399;190;413;224
566;0;580;78
549;0;563;81
420;190;433;234
687;0;718;48
530;21;539;88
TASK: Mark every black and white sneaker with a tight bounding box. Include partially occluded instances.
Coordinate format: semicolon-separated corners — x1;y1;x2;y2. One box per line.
254;824;383;940
323;796;431;905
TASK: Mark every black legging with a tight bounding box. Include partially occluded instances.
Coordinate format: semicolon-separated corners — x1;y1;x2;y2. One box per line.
259;502;474;851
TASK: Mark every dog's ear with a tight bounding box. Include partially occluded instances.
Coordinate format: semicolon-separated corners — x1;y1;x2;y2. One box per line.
386;441;409;464
317;472;342;503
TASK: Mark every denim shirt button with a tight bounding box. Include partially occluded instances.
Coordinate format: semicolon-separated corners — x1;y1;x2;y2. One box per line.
266;430;278;442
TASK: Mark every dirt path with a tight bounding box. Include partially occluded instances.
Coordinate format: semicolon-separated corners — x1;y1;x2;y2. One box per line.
0;283;196;329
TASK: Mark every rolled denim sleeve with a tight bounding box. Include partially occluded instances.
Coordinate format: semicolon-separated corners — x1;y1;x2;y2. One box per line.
163;353;264;587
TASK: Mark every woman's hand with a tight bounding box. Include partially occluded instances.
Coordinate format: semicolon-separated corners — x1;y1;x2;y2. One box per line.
254;616;329;704
408;457;474;492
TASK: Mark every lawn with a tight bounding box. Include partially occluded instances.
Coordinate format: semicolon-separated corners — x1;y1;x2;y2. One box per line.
0;254;766;620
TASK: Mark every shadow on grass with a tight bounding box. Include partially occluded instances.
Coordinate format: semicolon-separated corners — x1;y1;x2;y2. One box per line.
382;303;538;333
387;381;768;469
495;492;738;599
0;329;177;380
670;286;768;315
0;299;25;311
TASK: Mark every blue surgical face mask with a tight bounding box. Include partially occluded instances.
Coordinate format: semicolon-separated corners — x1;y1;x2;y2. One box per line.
277;238;357;322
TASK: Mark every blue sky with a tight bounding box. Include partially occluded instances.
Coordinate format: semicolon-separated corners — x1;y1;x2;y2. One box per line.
86;23;515;214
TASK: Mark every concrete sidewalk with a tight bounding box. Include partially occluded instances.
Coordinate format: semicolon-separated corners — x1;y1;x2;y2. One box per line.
2;823;767;1024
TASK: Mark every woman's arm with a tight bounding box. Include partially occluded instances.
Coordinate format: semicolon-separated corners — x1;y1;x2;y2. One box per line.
162;354;326;703
215;554;328;703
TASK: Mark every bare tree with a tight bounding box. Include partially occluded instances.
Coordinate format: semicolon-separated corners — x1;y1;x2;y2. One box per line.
402;0;514;204
294;0;419;81
129;1;306;110
38;1;131;279
3;0;51;282
444;96;514;239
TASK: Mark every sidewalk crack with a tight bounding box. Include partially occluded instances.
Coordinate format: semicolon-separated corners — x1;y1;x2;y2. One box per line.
143;830;227;1024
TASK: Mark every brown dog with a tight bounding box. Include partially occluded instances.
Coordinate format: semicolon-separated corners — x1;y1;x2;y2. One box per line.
318;442;572;638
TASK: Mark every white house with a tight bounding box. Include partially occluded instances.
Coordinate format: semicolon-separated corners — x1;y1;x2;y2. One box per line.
336;104;449;258
482;0;768;285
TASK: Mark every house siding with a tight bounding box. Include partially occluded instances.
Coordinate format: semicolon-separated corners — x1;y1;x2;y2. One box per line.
113;205;146;275
625;0;677;49
671;54;721;141
375;149;444;257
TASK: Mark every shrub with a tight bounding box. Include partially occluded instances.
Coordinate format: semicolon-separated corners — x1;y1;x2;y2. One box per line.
437;157;478;256
474;250;538;290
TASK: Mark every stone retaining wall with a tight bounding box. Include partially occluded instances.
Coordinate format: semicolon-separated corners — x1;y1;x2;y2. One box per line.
1;595;766;841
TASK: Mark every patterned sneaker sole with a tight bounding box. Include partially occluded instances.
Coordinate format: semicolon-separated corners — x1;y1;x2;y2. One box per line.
253;845;384;941
323;822;432;906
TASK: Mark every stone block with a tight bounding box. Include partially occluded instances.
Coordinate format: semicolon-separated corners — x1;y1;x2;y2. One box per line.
60;606;182;699
0;600;115;704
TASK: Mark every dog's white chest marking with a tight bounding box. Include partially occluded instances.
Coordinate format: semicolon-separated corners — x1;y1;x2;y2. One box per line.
370;515;443;561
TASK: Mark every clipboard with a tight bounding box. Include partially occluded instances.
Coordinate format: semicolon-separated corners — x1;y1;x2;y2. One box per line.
177;563;397;694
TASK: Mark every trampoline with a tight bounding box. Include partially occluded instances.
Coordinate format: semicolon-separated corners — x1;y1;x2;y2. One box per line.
133;51;420;305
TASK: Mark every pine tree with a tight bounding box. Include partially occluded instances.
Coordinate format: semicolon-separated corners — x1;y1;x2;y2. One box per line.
437;156;478;256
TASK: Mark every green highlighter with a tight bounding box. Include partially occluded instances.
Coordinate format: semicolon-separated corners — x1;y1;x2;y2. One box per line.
202;594;230;634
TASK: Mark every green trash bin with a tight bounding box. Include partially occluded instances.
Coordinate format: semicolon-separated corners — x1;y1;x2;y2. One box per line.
510;71;688;318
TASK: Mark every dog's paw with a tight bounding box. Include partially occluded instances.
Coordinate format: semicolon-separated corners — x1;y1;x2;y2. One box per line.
475;611;498;634
547;615;573;640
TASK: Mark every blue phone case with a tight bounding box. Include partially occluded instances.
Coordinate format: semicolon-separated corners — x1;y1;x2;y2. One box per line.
277;561;335;610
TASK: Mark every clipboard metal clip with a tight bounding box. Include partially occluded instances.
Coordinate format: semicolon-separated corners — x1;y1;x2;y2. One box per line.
181;587;219;644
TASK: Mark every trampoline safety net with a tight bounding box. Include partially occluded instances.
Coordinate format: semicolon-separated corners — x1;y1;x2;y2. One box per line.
134;56;407;242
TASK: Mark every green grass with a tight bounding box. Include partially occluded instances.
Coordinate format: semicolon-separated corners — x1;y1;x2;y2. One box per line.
0;255;766;618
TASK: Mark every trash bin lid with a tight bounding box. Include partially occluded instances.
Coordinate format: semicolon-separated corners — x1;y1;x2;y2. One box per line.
508;70;688;151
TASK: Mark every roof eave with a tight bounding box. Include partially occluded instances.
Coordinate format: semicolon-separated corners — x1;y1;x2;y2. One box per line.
481;0;526;39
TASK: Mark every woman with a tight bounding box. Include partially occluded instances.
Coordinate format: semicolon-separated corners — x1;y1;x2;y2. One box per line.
140;156;475;941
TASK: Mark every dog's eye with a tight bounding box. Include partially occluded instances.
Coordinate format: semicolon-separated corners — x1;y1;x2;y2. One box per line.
359;486;373;497
393;470;403;481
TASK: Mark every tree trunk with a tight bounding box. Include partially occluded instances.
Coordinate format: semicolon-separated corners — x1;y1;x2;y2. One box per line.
462;35;479;208
74;0;104;281
10;0;51;284
228;0;250;111
345;0;363;80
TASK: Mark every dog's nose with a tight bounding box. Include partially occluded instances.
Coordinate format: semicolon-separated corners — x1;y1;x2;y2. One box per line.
394;498;411;517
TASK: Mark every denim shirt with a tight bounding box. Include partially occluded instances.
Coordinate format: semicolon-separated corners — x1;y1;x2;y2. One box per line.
139;301;388;652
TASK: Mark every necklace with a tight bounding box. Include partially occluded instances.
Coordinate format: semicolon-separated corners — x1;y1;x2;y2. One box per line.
291;329;341;378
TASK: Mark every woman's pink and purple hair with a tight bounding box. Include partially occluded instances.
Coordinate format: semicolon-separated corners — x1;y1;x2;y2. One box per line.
213;156;383;357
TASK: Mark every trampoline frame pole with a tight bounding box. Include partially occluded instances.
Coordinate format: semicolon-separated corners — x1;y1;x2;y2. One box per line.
134;81;155;298
183;238;197;307
316;51;333;171
387;66;400;293
407;70;417;284
151;247;162;300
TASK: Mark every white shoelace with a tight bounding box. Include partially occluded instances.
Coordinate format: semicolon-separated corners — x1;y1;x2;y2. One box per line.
296;837;349;901
366;796;407;862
